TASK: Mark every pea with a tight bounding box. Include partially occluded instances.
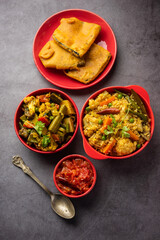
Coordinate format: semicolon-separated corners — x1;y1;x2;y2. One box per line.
137;143;141;149
85;107;90;112
118;93;123;99
102;135;106;140
108;103;112;107
35;107;39;113
98;119;103;125
129;118;134;123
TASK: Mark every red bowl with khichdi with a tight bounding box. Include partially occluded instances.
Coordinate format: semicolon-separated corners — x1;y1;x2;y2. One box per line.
80;85;154;159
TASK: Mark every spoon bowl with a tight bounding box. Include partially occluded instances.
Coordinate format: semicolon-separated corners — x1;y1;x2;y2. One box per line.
51;194;75;219
12;155;75;219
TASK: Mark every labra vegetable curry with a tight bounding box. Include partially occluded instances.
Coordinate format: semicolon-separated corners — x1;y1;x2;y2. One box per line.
83;89;151;156
19;92;76;151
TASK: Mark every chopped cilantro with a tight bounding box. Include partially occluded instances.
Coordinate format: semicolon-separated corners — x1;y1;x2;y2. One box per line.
42;135;51;148
122;126;130;138
34;121;45;135
110;114;118;128
104;125;114;136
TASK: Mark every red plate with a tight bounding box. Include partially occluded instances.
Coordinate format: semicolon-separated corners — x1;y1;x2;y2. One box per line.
33;9;117;90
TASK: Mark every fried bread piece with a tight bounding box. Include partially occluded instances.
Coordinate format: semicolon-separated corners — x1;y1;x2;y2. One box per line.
64;43;111;84
39;40;85;69
53;17;101;58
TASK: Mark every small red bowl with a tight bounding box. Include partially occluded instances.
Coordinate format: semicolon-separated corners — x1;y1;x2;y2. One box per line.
53;154;96;198
14;88;79;154
80;85;155;160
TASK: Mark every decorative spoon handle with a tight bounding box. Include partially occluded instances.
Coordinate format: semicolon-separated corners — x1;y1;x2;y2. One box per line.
12;155;52;196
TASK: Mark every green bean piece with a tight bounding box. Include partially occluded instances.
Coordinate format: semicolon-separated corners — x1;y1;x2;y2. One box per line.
19;121;23;129
141;133;151;141
48;115;62;133
66;123;70;133
60;100;75;115
63;117;75;133
20;114;27;122
57;131;65;142
114;89;127;97
59;104;67;116
58;127;66;134
131;89;148;115
50;93;63;104
115;89;140;110
60;123;66;129
70;115;76;123
19;127;29;138
27;130;39;144
129;110;148;122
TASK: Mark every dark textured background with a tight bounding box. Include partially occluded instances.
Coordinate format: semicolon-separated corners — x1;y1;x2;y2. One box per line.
0;0;160;239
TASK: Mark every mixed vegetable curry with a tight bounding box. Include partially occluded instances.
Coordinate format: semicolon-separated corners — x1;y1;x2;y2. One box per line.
19;92;76;151
83;89;151;156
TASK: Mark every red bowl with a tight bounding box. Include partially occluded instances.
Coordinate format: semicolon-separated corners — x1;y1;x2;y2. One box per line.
53;154;96;198
80;85;154;160
14;88;79;154
33;9;117;90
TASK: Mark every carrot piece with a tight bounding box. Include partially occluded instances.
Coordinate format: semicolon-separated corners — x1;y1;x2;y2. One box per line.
36;95;49;103
100;116;112;133
128;130;139;141
100;96;115;106
38;116;50;126
23;120;34;129
52;134;60;142
102;139;116;155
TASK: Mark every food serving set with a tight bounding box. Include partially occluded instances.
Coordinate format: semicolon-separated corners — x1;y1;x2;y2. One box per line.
14;9;154;218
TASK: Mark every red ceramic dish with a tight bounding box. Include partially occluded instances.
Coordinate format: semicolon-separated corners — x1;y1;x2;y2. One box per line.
33;9;117;90
53;154;96;198
80;85;154;160
14;88;79;154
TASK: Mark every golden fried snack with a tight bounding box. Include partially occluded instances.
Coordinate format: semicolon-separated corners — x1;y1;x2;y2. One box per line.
39;40;85;69
53;17;101;58
64;43;111;84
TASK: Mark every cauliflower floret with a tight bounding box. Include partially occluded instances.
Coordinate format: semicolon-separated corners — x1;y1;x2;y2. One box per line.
83;114;100;137
114;138;137;156
23;96;35;103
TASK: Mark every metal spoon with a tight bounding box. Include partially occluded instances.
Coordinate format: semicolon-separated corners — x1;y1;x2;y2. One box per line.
12;155;75;219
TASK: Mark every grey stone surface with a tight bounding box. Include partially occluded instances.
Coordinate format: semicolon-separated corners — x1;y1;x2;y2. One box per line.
0;0;160;239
